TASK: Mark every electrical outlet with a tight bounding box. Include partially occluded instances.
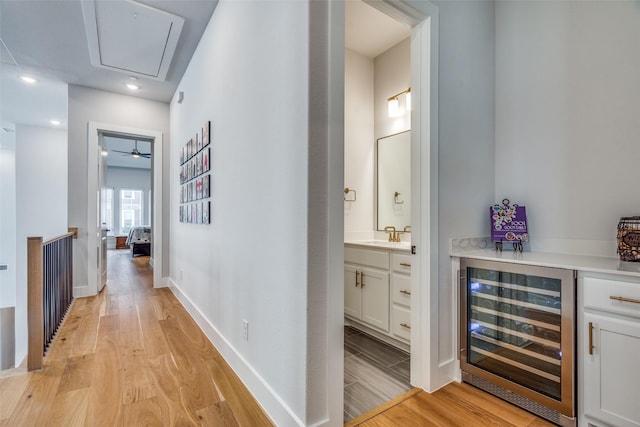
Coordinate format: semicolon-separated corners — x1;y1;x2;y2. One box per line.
242;319;249;341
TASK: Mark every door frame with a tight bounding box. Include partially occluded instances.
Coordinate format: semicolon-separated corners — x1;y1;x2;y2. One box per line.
86;122;164;294
347;0;440;392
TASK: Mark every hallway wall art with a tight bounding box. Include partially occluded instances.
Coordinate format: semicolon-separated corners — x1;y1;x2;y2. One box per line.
179;121;211;224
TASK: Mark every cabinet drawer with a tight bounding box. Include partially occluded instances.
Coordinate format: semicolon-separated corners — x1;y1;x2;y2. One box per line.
392;305;411;341
392;273;411;307
391;253;412;273
345;247;389;270
584;276;640;319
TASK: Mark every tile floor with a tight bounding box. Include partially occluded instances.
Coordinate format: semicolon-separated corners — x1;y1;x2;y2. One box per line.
344;326;412;422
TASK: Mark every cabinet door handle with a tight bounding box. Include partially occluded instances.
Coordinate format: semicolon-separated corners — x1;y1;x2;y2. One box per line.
588;322;594;355
400;323;411;329
361;272;365;287
609;295;640;305
400;262;411;267
400;290;411;295
355;271;360;288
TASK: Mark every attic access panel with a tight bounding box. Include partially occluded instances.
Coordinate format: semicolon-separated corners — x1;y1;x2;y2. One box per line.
82;0;184;81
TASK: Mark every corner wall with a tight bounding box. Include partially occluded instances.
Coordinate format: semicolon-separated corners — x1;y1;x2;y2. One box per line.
495;0;640;256
433;0;496;384
68;86;170;293
344;49;374;236
14;124;68;365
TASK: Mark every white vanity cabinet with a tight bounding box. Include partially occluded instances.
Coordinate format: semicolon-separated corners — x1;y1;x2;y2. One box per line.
390;253;412;342
579;273;640;427
344;246;390;332
344;244;411;350
344;264;389;331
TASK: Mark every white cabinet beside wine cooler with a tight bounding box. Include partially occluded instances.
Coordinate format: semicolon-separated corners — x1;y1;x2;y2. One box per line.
579;273;640;427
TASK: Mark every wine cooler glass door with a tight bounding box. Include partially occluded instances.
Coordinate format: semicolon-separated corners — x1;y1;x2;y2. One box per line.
460;258;575;418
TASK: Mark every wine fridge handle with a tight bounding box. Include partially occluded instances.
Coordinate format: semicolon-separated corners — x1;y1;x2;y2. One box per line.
588;322;594;355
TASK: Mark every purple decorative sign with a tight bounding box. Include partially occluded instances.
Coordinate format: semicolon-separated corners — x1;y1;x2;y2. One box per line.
491;203;528;243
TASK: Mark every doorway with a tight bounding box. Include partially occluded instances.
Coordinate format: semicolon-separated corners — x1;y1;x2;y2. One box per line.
339;0;439;421
100;134;154;287
86;123;164;296
343;1;412;420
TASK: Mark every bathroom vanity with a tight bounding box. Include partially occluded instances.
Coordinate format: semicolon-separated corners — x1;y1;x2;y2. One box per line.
344;241;411;351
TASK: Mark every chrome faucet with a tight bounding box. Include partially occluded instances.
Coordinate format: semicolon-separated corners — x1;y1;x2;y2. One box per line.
384;226;401;242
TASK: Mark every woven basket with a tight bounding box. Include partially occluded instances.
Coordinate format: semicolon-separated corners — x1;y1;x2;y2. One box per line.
617;216;640;262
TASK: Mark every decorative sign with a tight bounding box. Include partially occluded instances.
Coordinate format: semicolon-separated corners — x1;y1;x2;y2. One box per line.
491;199;528;252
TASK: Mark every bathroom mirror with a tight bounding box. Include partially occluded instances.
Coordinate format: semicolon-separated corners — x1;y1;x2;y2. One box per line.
377;130;410;231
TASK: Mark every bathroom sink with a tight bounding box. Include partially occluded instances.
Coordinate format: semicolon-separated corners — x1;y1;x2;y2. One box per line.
347;240;411;250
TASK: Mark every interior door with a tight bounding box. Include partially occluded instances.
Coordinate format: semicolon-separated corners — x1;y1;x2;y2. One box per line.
97;134;108;291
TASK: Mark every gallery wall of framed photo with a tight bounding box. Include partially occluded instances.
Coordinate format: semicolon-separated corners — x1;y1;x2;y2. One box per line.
179;121;211;224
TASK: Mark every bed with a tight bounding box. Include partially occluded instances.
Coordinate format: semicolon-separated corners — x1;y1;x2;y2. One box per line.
126;226;151;257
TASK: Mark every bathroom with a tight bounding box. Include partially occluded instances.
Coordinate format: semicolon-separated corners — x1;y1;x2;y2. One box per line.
343;1;413;421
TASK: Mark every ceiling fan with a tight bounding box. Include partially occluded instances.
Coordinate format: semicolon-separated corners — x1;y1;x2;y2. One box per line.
111;140;151;158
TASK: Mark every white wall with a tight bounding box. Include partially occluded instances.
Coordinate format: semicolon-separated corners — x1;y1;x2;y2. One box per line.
433;0;496;383
374;38;411;141
68;86;170;290
344;49;374;237
106;166;152;234
495;0;640;256
344;39;410;238
374;38;411;233
0;131;16;309
0;131;17;369
169;1;317;424
14;124;68;365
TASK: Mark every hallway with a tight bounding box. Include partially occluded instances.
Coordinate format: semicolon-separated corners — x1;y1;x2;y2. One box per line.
0;251;272;426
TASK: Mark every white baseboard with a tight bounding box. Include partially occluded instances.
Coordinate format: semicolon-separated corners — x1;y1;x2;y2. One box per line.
73;284;95;298
166;278;304;427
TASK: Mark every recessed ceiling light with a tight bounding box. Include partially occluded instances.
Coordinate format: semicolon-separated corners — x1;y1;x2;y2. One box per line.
19;75;39;84
50;119;62;126
124;83;141;91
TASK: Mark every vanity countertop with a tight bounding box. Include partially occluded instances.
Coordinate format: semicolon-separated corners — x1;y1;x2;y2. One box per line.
345;240;411;252
451;247;640;279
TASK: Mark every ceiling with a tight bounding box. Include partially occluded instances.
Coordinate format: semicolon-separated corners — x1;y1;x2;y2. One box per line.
105;135;152;169
0;0;218;131
345;1;411;59
0;0;407;134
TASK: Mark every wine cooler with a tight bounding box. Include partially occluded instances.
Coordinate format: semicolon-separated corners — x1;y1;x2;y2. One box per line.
459;258;576;426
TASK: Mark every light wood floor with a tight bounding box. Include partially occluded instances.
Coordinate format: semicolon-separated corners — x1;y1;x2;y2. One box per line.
0;251;273;426
1;250;558;427
347;382;556;427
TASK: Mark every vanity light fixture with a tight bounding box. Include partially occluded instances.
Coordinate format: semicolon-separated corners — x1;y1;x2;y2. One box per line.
19;75;39;84
387;97;400;117
387;87;411;117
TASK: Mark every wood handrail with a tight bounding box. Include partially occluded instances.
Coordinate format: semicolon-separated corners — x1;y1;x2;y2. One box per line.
43;230;76;245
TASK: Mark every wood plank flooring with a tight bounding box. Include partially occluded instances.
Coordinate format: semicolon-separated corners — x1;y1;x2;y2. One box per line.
0;250;273;427
348;382;556;427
